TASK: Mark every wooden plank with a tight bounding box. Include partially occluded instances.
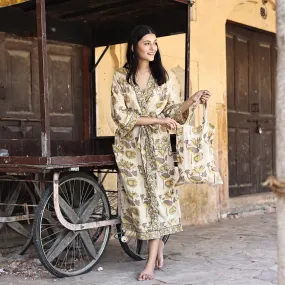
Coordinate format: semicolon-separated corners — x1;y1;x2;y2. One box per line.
45;231;65;258
43;210;60;228
61;0;158;20
175;0;188;4
78;194;101;223
5;183;21;216
59;196;79;223
7;221;30;237
0;1;186;46
48;0;126;15
47;231;79;262
80;231;97;259
92;6;186;47
37;0;51;157
83;47;90;140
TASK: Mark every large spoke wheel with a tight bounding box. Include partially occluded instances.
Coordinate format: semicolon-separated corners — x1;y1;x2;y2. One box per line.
33;172;111;277
0;176;36;255
116;224;169;261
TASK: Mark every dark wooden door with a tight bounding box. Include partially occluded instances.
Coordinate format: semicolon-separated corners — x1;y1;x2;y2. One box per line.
0;34;40;139
0;33;84;141
226;23;276;197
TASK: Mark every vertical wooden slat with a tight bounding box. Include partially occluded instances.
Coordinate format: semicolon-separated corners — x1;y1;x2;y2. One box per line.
184;1;192;100
36;0;50;157
90;48;96;139
83;47;90;140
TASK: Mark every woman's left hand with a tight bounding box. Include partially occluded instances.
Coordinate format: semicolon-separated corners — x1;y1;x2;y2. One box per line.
191;90;212;104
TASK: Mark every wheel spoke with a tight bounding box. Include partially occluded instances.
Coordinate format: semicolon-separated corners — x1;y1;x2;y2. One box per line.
35;174;111;277
7;222;30;238
43;210;61;227
80;231;97;259
47;231;79;263
0;209;5;230
59;196;79;223
78;193;101;223
0;179;35;255
5;183;21;215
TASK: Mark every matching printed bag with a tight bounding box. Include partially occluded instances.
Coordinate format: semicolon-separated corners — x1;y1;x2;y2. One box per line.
175;100;223;186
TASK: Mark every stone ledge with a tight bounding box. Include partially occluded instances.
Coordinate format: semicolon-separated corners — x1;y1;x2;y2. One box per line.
221;192;276;219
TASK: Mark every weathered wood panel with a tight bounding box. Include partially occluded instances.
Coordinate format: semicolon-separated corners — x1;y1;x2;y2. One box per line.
226;23;276;197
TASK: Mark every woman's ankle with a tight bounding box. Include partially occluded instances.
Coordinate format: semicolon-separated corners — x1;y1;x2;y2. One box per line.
146;259;156;269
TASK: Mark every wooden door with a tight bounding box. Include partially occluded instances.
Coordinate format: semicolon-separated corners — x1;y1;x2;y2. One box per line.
0;34;84;141
0;35;40;139
226;23;276;197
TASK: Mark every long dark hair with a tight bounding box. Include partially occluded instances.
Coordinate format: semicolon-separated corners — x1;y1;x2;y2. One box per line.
124;25;168;86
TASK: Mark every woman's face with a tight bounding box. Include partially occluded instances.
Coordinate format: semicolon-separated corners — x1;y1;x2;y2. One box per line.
135;33;158;62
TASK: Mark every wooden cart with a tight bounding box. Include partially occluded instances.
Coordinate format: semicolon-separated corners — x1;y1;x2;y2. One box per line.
0;0;192;277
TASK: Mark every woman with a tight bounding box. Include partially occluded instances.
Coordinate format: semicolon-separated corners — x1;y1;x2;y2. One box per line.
111;25;211;281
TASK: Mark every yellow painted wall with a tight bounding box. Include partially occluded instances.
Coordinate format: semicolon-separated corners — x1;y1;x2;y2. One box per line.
0;0;29;8
95;0;276;225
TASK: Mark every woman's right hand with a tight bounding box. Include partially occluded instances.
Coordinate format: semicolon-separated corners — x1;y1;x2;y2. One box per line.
156;118;178;130
190;90;212;104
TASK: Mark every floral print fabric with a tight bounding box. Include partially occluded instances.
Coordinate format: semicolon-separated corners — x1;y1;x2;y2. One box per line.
111;68;186;240
176;105;223;186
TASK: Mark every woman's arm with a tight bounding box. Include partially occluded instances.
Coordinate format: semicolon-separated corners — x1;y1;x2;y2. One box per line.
135;117;178;130
135;117;158;126
135;90;212;129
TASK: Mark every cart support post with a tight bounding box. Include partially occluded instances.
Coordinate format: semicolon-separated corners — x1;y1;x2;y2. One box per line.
36;0;51;157
53;172;120;231
184;0;194;99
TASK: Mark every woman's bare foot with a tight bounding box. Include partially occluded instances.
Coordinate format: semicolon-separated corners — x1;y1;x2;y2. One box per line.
155;240;164;270
138;262;155;281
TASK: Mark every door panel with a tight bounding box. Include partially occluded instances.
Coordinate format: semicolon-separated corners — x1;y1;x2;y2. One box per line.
0;36;39;139
0;34;84;141
47;44;84;140
235;37;250;113
226;23;276;197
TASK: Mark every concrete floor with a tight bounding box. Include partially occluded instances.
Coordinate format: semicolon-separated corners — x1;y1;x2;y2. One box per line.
0;213;277;285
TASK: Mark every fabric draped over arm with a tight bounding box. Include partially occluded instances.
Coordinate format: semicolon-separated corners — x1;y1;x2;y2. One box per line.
111;72;140;137
162;71;188;125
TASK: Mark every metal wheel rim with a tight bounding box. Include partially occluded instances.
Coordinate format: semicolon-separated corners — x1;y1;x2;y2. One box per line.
38;177;110;276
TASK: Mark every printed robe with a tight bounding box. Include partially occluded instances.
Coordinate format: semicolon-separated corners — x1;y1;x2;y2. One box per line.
111;67;187;240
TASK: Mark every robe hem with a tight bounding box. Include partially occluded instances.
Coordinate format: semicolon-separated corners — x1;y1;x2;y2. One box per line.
122;223;183;241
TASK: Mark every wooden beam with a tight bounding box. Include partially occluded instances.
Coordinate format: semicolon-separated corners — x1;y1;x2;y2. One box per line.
47;0;130;17
0;7;90;45
36;0;51;157
60;0;152;20
174;0;188;4
184;2;191;99
83;47;90;140
79;2;170;22
0;0;187;47
91;5;187;47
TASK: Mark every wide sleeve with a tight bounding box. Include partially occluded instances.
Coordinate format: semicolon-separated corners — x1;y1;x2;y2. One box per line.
111;72;140;137
162;71;188;125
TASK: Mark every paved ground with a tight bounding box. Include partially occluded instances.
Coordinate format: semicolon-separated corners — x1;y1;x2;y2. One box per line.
0;213;277;285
